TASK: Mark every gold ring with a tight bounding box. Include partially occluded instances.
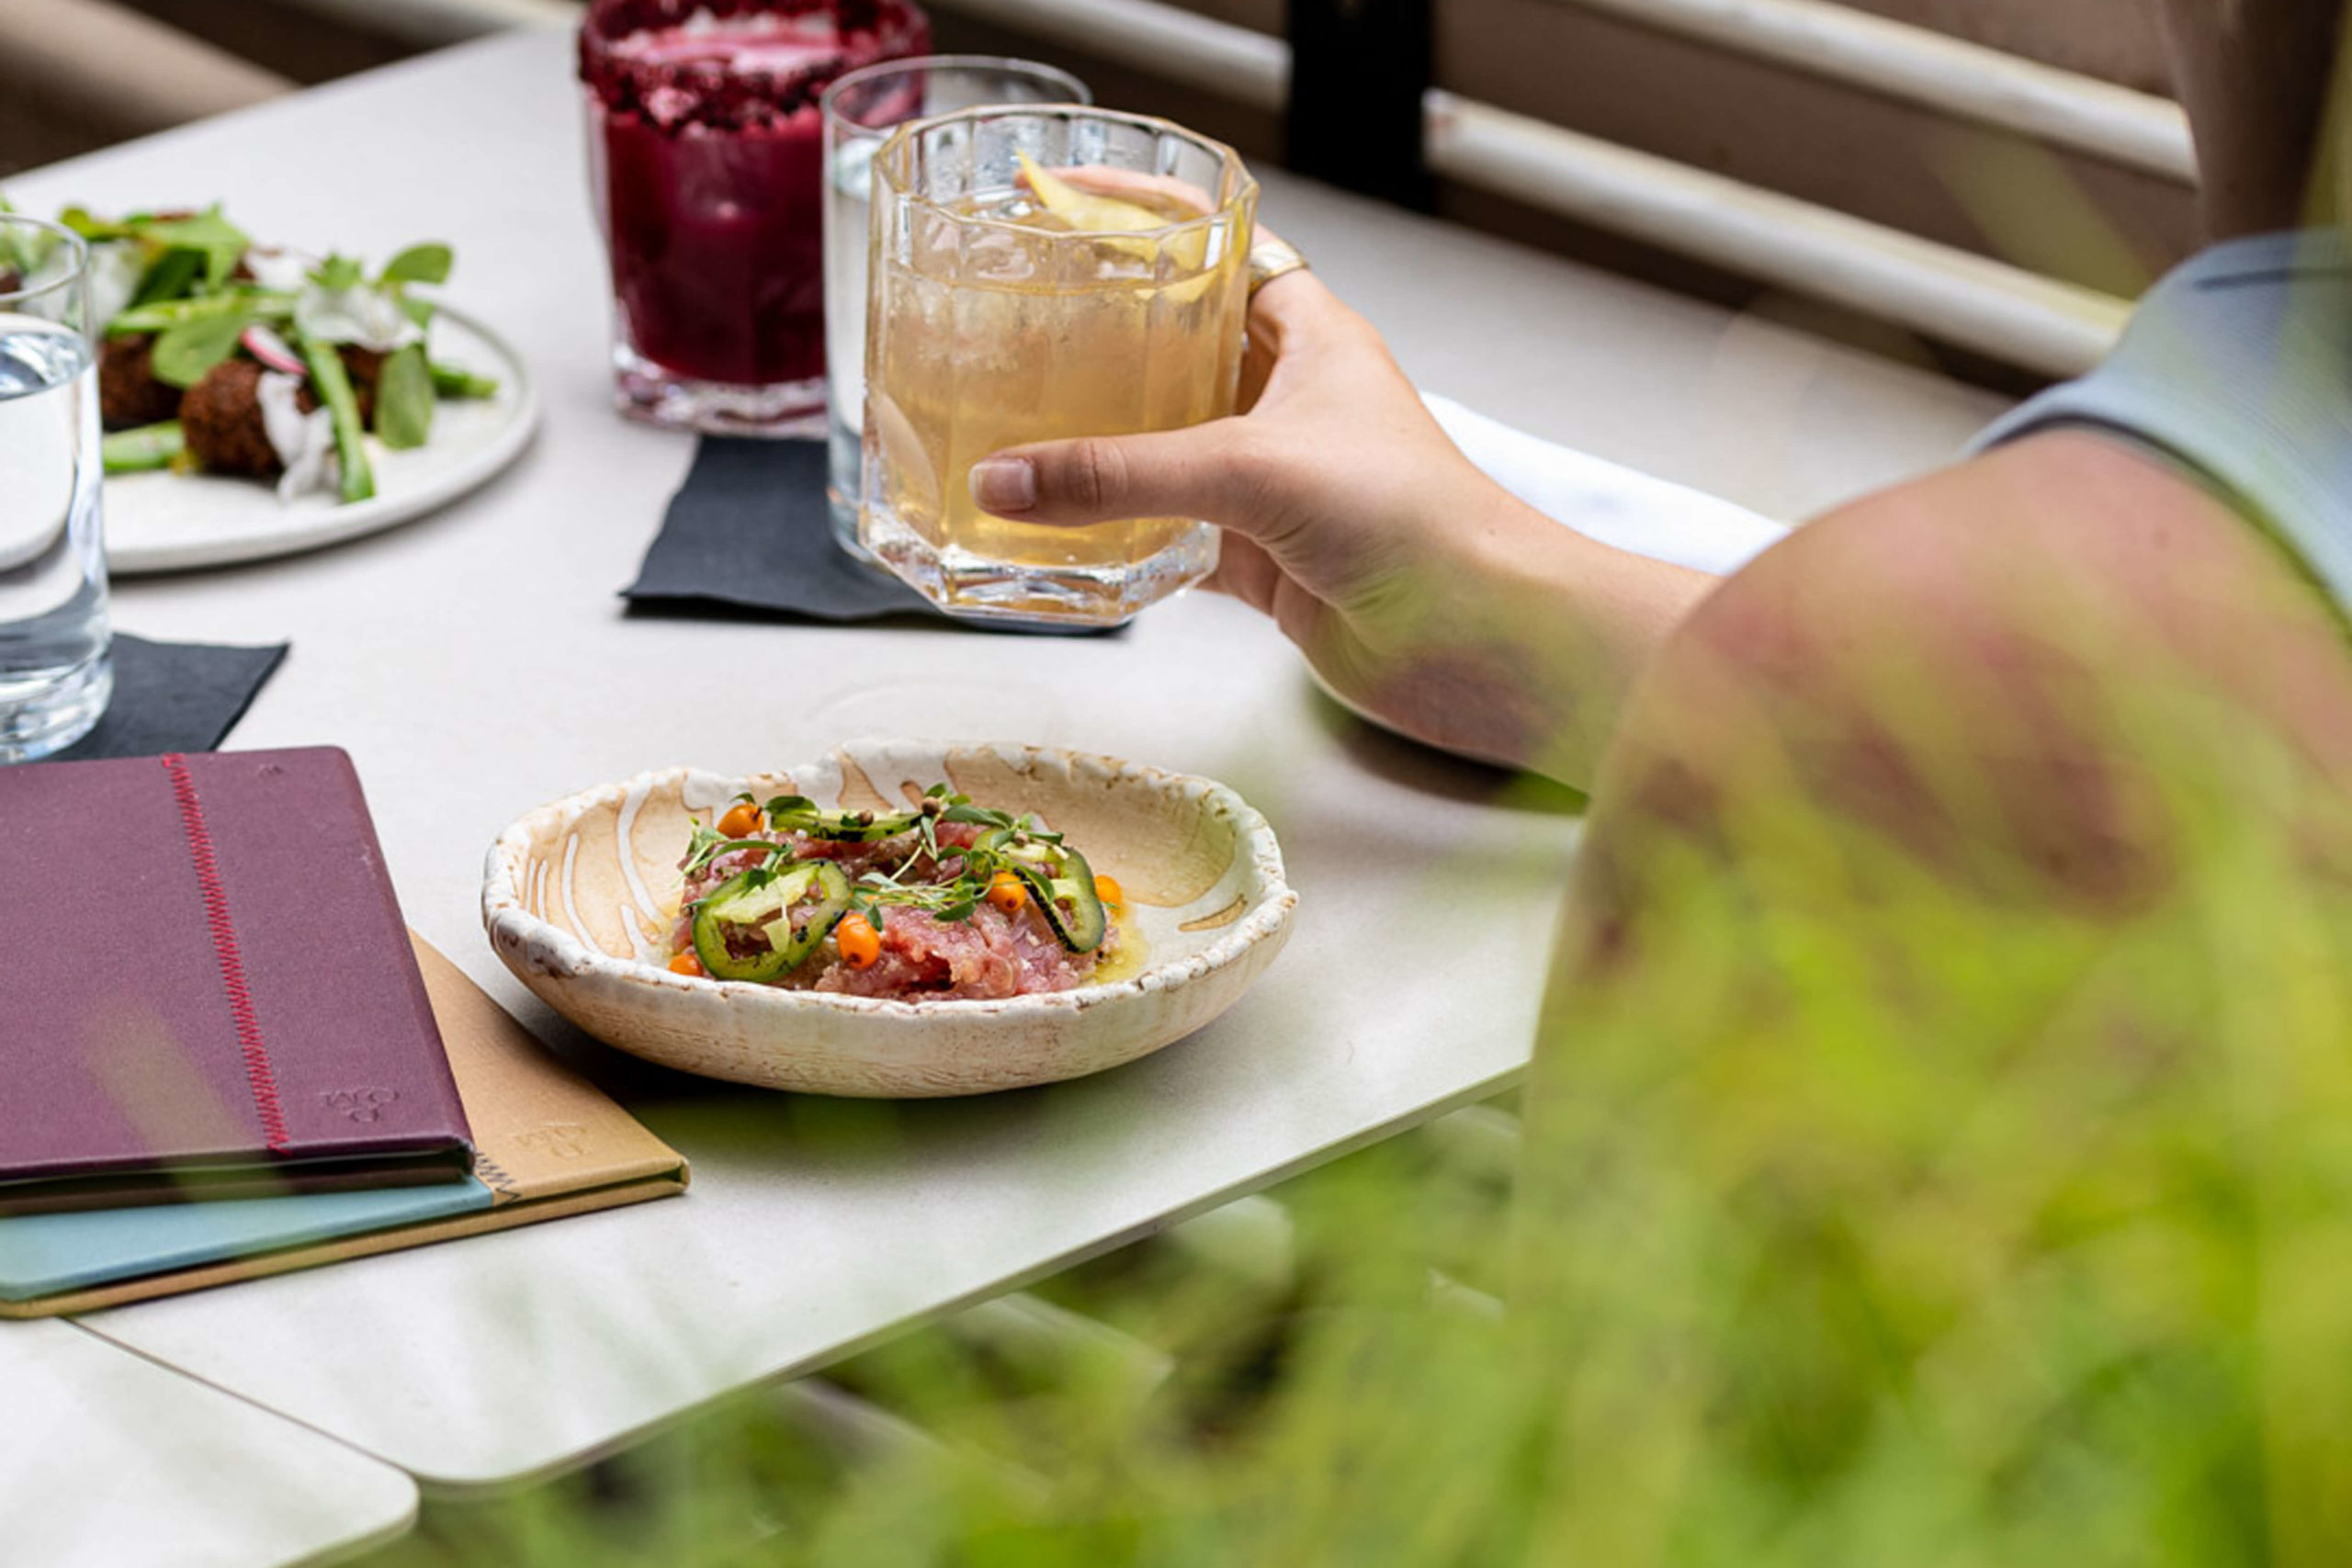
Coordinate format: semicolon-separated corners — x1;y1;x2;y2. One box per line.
1248;237;1310;294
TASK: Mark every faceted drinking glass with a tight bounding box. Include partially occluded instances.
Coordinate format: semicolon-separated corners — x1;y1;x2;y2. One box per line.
862;107;1255;626
0;215;110;763
580;0;930;434
821;56;1091;563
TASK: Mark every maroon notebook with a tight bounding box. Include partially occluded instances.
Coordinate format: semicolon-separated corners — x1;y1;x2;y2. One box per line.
0;748;472;1213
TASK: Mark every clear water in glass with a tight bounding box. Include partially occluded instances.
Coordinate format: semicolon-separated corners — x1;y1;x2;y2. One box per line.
825;133;880;544
0;319;110;761
820;57;1091;561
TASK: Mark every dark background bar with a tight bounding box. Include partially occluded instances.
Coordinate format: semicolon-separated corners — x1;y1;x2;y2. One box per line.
1286;0;1434;210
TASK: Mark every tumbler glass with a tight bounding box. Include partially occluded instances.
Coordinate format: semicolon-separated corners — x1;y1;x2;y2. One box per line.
0;215;110;762
862;107;1256;626
580;0;931;434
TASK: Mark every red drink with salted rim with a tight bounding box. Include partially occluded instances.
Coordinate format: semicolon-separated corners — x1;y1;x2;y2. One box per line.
580;0;929;432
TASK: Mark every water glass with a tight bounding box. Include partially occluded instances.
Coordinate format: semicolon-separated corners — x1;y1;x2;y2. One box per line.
0;215;110;762
580;0;932;434
820;55;1090;560
862;107;1255;626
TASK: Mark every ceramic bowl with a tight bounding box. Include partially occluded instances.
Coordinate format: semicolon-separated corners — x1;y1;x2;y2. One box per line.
481;740;1297;1097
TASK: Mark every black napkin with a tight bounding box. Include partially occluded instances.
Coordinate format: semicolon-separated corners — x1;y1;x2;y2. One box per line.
622;437;942;622
51;633;288;762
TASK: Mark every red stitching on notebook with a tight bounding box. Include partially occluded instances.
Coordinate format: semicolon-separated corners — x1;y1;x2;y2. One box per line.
162;752;291;1152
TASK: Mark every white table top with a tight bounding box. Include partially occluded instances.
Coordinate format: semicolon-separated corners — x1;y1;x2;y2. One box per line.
8;29;2004;1494
0;1320;415;1567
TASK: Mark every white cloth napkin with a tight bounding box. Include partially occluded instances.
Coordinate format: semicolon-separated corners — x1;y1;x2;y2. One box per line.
1423;392;1790;578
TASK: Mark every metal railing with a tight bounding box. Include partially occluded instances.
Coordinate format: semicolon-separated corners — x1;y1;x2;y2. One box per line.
1423;91;2130;377
929;0;2135;375
4;0;293;134
251;0;2140;375
1545;0;2192;184
275;0;577;45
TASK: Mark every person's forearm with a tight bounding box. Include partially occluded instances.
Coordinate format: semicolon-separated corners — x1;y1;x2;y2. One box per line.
967;266;1725;787
1316;486;1717;789
1486;499;1719;787
2161;0;2346;237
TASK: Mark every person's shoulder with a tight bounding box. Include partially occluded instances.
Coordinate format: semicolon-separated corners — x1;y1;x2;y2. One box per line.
1971;226;2352;628
1790;428;2352;790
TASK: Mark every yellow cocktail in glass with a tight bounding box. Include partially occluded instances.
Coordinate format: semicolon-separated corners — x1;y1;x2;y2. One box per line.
861;107;1255;626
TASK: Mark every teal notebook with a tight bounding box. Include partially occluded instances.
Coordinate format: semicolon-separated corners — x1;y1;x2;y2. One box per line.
0;1179;496;1302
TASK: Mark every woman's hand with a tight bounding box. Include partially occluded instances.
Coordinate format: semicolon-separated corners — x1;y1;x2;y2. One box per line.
968;265;1713;785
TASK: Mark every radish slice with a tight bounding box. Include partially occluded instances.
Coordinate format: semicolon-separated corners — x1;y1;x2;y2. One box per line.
242;323;307;377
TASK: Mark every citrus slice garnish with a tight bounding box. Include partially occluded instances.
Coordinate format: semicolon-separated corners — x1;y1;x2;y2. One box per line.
1016;150;1171;241
1012;152;1228;304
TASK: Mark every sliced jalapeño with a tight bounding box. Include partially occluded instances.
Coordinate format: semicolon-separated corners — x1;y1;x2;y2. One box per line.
975;829;1108;953
690;860;852;982
762;795;921;843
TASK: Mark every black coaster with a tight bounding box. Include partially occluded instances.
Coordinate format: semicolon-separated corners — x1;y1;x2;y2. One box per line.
623;437;1124;637
51;633;288;762
622;437;941;622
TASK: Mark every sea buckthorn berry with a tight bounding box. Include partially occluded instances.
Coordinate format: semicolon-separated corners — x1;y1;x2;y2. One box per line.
836;912;881;969
668;950;706;977
1093;874;1124;909
988;870;1029;913
717;803;763;839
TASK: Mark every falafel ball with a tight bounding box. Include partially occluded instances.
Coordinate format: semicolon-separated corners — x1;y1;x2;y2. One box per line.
99;335;187;430
181;359;314;477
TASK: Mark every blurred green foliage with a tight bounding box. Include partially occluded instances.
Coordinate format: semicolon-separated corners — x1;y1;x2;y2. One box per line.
375;654;2352;1567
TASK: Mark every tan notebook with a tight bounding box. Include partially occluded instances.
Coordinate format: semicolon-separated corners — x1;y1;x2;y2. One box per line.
0;937;687;1318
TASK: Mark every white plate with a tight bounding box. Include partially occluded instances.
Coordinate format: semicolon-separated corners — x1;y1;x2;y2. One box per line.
100;306;537;575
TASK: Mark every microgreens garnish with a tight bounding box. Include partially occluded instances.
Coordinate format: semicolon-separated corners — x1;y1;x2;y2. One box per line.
379;243;453;288
846;867;980;931
308;253;366;292
150;309;252;389
61;204;252;284
685;784;1079;934
681;815;786;880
